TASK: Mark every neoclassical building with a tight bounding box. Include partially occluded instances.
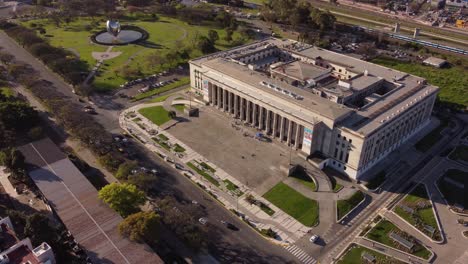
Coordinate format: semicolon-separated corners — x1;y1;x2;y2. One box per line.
189;38;439;179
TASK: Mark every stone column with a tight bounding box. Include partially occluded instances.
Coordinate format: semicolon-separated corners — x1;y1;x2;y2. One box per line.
217;86;222;109
265;110;271;134
252;104;258;126
280;117;286;141
212;85;216;106
229;92;233;114
287;121;294;146
295;124;302;149
246;100;251;123
258;106;265;130
222;89;227;112
234;94;239;118
272;113;278;138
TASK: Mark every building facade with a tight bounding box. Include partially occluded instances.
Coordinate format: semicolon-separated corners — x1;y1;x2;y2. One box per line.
189;38;439;179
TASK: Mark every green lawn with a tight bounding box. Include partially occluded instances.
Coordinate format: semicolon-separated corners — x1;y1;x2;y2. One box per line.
337;191;365;220
414;117;450;152
448;145;468;162
133;77;190;101
138;106;171;126
290;169;317;191
173;143;185;153
438;169;467;208
372;57;468;108
22;16;247;91
187;162;220;187
157;133;168;141
263;182;319;226
0;87;14;97
365;171;386;190
173;104;185;112
338;244;405;264
394;184;439;239
152;137;170;151
366;220;431;259
223;179;244;197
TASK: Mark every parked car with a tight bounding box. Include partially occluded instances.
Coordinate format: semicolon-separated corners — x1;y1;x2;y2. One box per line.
174;163;184;170
198;217;207;225
309;235;319;243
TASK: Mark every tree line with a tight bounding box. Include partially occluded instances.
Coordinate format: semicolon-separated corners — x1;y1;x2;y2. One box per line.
0;21;89;86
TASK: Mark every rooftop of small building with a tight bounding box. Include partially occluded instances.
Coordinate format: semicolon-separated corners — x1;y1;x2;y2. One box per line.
271;60;331;82
423;56;447;66
6;245;40;264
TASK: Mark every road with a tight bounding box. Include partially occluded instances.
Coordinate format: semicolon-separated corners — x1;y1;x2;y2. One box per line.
0;31;296;263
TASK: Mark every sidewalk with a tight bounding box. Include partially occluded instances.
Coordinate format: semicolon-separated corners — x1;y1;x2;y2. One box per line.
121;102;312;244
0;167;18;198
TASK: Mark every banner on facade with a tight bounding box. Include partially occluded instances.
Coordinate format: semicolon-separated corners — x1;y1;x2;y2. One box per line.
303;127;313;146
202;80;209;94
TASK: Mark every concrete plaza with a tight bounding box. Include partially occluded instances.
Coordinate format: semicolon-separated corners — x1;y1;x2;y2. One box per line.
166;105;297;194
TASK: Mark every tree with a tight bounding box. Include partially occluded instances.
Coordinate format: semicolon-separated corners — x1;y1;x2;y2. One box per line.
0;148;25;171
98;183;146;217
24;213;55;245
196;36;216;54
224;28;234;42
0;52;14;65
118;211;160;242
207;30;219;44
168;110;177;119
115;160;138;180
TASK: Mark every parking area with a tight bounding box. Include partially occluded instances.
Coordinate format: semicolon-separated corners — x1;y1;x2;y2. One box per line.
166;106;296;194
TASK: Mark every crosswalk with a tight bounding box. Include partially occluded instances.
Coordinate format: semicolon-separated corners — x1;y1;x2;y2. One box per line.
285;244;317;264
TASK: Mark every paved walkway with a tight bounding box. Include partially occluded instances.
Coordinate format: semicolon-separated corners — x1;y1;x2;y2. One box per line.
0;167;17;198
121;101;312;245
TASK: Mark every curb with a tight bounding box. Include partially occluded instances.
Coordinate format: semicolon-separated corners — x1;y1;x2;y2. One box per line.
336;191;367;223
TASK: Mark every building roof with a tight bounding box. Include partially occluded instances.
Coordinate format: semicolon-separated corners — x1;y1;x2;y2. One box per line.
423;56;447;67
6;245;41;264
271;61;330;82
203;58;352;122
18;138;163;264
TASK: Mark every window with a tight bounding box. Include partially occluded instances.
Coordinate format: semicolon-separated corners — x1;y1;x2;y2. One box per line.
334;148;338;158
349;139;352;143
339;151;343;160
336;141;339;145
345;153;349;163
342;143;345;148
333;161;336;165
337;134;341;138
343;137;347;141
343;166;346;170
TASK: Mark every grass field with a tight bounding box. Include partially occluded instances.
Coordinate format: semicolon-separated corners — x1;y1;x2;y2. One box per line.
22;16;245;91
173;104;185;112
290;169;317;191
338;244;405;264
438;169;467;208
263;182;319;226
372;57;468;108
414;117;450;152
337;191;365;220
138;106;171;126
366;219;431;259
0;87;14;97
448;145;468;162
133;77;190;101
394;184;440;239
223;179;244;197
187;162;220;187
173;143;185;153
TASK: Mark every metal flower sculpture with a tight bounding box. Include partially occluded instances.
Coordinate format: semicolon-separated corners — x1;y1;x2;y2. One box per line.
106;20;121;37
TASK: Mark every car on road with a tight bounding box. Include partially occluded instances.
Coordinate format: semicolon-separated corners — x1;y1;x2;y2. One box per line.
174;163;184;170
165;157;175;163
221;220;239;231
309;235;319;243
84;108;97;115
198;217;207;225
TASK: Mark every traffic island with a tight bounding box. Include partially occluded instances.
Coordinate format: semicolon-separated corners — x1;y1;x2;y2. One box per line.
337;243;405;264
365;219;433;260
393;184;443;242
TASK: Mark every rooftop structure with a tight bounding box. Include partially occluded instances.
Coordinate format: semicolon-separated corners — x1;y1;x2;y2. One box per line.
189;38;439;179
18;138;164;264
423;56;447;68
0;217;55;264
